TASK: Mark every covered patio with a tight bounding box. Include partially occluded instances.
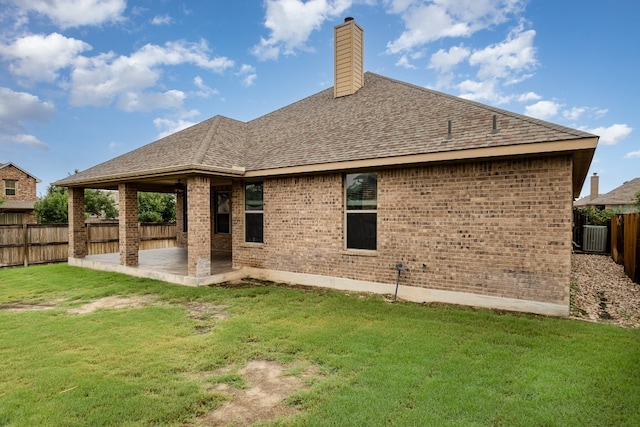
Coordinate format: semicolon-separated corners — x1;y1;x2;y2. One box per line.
70;247;245;286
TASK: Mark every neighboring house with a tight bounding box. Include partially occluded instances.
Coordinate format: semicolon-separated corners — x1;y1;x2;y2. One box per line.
577;176;640;213
0;162;40;224
55;19;598;316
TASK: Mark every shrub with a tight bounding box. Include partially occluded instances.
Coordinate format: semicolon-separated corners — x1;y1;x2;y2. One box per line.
576;206;618;226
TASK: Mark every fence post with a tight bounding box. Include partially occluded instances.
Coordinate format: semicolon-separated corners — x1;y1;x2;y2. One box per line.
23;224;28;267
86;222;90;255
631;212;640;283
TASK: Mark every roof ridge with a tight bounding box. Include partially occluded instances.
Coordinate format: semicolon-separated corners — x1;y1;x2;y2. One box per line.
192;116;221;165
365;72;597;140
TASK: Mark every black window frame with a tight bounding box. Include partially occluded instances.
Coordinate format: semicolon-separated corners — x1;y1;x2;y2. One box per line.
345;172;377;250
244;182;264;243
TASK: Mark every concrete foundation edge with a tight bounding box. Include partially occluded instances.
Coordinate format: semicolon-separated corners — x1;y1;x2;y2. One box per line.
67;258;568;317
242;267;569;317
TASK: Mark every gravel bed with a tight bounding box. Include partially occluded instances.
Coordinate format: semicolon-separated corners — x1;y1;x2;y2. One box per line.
571;253;640;328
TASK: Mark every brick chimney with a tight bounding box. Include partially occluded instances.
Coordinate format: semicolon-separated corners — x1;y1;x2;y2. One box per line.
334;17;364;98
590;173;599;201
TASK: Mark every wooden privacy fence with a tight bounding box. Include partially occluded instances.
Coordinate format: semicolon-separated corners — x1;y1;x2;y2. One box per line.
0;223;176;268
611;213;640;284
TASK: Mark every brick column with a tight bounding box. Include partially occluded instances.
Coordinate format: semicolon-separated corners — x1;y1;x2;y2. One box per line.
118;183;139;267
187;176;211;277
176;191;187;248
68;187;86;258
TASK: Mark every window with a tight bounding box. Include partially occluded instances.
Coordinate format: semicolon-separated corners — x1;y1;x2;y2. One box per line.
4;180;17;196
215;191;231;234
245;182;263;243
345;173;377;250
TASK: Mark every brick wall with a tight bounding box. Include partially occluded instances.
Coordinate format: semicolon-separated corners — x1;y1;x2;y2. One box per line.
187;176;211;277
68;187;86;258
1;165;37;200
119;183;139;267
232;155;573;306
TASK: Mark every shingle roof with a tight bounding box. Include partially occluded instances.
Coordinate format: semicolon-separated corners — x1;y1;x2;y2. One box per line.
55;72;596;187
56;116;247;185
589;178;640;205
0;200;36;210
573;194;603;206
245;73;593;170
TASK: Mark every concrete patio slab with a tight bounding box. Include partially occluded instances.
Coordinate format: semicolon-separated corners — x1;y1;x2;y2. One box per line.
69;248;246;286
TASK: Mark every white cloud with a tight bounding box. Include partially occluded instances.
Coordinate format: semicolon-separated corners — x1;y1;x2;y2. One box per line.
524;100;561;120
117;90;186;112
193;76;219;97
153;112;199;139
429;45;470;73
0;33;91;82
0;87;55;132
587;124;632;145
625;150;640;159
0;133;48;150
517;91;541;102
252;0;352;60
386;0;526;53
8;0;126;28
468;25;536;81
562;106;587;121
69;40;234;109
457;79;512;104
423;21;536;101
0;87;53;150
594;108;608;118
237;64;257;87
396;55;416;69
151;15;173;25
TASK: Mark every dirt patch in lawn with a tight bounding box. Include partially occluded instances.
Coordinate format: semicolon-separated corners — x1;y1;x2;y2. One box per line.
67;295;157;314
196;360;317;426
0;298;65;312
183;301;229;321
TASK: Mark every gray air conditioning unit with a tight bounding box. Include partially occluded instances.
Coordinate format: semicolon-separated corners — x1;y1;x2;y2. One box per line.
583;225;608;252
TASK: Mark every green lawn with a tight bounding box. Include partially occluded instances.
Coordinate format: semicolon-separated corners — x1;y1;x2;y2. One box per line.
0;264;638;426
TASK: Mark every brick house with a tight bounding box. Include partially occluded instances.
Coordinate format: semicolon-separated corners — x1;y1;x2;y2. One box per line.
575;174;640;213
55;19;597;316
0;162;40;224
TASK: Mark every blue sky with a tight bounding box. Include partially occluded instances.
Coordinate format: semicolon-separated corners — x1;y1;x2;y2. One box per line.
0;0;637;198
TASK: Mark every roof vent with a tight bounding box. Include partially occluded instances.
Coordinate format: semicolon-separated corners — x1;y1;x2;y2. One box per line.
491;114;499;134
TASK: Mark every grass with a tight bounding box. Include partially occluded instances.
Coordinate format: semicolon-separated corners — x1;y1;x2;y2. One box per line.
1;264;639;426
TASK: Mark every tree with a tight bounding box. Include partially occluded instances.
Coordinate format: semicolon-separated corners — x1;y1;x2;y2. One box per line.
34;186;69;223
85;189;118;220
137;192;176;223
34;186;118;223
634;189;640;209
